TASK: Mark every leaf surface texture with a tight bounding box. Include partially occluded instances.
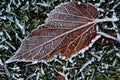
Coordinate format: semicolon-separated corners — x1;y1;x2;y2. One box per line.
7;2;100;62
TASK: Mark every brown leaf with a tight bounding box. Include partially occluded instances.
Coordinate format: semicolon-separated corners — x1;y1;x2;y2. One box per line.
57;73;66;80
6;2;100;63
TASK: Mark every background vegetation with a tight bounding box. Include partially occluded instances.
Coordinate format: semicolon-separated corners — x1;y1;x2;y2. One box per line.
0;0;120;80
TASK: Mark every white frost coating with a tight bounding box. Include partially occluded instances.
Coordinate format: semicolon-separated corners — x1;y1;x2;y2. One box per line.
97;8;104;12
36;72;40;80
97;32;118;41
77;72;84;80
35;2;50;7
68;58;74;63
6;51;51;64
4;29;12;41
26;73;36;80
63;66;75;71
81;72;85;79
112;1;120;9
101;63;109;70
0;45;8;50
0;16;7;20
0;59;3;66
0;9;4;15
11;66;20;71
5;41;16;50
112;59;116;67
16;78;24;80
15;33;23;43
77;77;82;80
15;17;25;34
54;59;63;64
113;44;119;51
57;72;68;80
45;2;71;22
79;35;101;53
12;0;21;8
7;16;14;22
95;17;118;23
95;0;105;7
90;52;101;61
108;0;114;4
116;53;120;59
96;25;99;32
79;57;95;73
68;35;101;62
106;49;114;55
112;22;120;41
112;12;119;22
6;0;12;12
0;32;3;36
41;66;45;75
110;1;120;11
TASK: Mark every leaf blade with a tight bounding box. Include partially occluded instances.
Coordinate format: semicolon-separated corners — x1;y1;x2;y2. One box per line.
6;2;100;63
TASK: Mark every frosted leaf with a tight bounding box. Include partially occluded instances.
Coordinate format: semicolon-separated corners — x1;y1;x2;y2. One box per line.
6;2;100;63
6;2;119;63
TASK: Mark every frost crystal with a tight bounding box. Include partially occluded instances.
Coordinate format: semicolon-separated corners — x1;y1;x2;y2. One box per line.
12;0;21;8
0;59;3;66
0;16;7;20
97;32;117;41
116;53;120;59
15;17;25;34
0;45;8;50
0;32;3;36
112;12;119;22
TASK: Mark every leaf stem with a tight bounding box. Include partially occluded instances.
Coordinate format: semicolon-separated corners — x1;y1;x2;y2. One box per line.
95;17;119;23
